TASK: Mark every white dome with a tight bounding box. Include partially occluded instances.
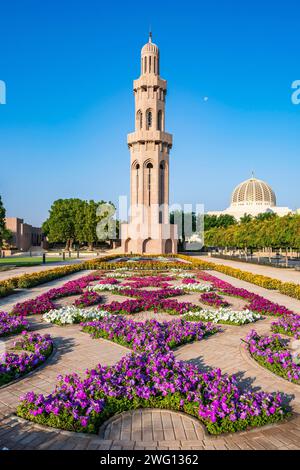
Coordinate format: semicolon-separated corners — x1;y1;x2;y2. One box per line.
231;177;276;208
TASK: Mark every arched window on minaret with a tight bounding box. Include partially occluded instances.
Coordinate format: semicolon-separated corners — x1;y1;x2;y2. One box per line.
136;110;142;130
146;110;152;129
149;56;152;73
154;57;156;74
146;162;153;206
157;110;162;131
144;56;147;73
136;164;140;204
159;162;165;222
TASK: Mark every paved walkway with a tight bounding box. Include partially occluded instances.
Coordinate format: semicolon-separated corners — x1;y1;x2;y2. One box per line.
1;270;300;450
196;255;300;284
0;253;111;282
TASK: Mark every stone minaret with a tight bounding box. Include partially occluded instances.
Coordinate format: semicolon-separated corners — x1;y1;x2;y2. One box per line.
121;34;177;254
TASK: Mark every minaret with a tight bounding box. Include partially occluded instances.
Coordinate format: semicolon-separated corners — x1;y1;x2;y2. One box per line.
121;34;177;254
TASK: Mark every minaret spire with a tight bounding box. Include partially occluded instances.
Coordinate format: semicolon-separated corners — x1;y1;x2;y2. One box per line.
149;27;152;43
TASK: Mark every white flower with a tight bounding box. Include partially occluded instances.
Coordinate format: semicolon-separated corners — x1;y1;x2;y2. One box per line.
43;306;110;325
87;284;127;293
170;270;196;277
182;308;261;325
106;272;129;278
182;283;213;292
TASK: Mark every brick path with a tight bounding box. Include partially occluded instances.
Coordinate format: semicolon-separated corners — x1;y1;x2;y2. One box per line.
198;255;300;285
1;270;300;450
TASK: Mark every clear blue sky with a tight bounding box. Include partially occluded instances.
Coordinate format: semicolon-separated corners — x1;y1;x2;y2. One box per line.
0;0;299;226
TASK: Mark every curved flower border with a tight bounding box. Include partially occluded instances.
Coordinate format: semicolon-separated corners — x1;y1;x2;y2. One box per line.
246;330;300;384
0;332;53;387
17;350;287;435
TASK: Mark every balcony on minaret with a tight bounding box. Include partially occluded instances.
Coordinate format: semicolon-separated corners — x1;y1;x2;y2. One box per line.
133;76;167;91
127;130;173;148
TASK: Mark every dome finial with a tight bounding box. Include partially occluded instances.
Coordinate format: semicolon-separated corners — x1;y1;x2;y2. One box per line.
149;26;152;43
251;170;255;179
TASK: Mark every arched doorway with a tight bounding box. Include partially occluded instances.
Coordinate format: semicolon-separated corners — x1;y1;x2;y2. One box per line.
165;239;173;254
142;238;158;254
142;238;151;253
124;238;132;254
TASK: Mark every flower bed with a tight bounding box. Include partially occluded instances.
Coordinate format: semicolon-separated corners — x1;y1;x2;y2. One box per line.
12;297;57;317
43;306;109;325
182;282;213;293
87;284;127;293
200;292;230;308
246;330;300;384
73;291;102;308
11;273;105;317
178;254;300;301
2;253;300;302
0;312;28;337
247;297;293;316
271;315;300;339
103;298;197;315
197;272;294;316
82;317;219;352
183;308;261;326
182;278;199;284
0;282;15;298
17;350;287;434
115;287;184;301
0;332;53;386
124;276;174;289
15;265;85;289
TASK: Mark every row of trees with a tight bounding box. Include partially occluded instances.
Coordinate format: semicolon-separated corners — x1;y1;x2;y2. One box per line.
0;196;12;249
42;199;118;250
204;213;300;251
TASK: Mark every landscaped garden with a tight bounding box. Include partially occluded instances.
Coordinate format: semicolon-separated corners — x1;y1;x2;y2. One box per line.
1;253;300;448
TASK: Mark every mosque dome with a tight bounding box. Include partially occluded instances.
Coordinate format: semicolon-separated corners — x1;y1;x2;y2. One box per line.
230;176;276;208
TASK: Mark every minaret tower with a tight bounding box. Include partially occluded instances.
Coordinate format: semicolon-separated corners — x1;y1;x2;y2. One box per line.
121;34;177;254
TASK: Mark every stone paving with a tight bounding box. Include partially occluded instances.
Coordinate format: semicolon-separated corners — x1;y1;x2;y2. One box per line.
198;255;300;284
0;269;300;450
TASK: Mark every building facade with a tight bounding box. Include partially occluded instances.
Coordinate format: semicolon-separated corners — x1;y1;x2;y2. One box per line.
5;217;43;252
208;176;293;220
121;34;177;254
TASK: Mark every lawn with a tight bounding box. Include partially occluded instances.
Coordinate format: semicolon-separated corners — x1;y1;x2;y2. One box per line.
0;256;64;267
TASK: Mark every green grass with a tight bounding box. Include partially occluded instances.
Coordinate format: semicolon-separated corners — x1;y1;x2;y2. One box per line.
0;256;65;267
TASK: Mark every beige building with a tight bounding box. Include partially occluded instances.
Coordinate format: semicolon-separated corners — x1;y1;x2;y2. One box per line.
121;34;178;254
208;175;294;220
5;217;42;252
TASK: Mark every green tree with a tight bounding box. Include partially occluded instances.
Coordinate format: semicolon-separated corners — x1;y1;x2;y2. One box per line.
43;198;116;250
240;213;252;224
204;214;236;230
0;196;7;248
42;199;83;250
